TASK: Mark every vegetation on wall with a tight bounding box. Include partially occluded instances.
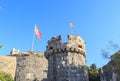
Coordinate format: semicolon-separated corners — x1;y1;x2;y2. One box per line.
0;72;14;81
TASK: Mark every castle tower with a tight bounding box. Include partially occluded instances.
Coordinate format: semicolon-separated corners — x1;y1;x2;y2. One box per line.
45;35;88;81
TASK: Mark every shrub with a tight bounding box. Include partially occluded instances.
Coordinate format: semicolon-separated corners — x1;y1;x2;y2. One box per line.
0;72;14;81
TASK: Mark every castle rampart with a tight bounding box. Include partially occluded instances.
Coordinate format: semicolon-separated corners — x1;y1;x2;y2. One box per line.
13;52;48;81
0;51;48;81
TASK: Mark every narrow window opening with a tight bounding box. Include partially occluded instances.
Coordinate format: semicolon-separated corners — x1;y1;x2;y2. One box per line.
78;45;82;48
49;47;53;50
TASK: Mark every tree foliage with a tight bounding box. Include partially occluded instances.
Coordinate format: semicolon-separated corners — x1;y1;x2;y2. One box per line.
101;41;120;59
0;72;14;81
87;64;100;81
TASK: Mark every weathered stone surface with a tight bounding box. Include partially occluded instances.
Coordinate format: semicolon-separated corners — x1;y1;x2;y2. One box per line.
100;51;120;81
14;52;48;81
0;51;48;81
0;56;16;78
45;35;88;81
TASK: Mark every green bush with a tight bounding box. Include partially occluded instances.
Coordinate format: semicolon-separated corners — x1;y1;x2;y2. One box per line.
0;72;14;81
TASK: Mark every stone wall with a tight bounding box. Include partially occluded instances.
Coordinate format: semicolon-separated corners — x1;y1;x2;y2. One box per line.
14;52;48;81
0;52;48;81
100;51;120;81
0;56;16;78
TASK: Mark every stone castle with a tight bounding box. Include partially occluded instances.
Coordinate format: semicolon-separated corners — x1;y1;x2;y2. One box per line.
0;34;88;81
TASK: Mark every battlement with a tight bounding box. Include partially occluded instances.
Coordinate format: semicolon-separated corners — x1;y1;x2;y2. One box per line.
47;35;62;43
45;34;86;59
10;48;20;55
9;51;44;58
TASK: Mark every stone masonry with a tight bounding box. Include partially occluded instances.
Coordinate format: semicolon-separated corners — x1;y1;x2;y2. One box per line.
45;34;88;81
0;51;48;81
100;51;120;81
0;56;16;78
12;52;48;81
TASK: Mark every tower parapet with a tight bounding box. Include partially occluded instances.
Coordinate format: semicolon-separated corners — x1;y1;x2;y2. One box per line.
45;34;88;81
45;34;86;59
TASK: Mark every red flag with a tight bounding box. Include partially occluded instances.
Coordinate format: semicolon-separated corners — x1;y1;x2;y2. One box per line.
34;25;42;39
69;22;74;29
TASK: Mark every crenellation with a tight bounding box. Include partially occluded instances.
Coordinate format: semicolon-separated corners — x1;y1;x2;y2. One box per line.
45;47;86;59
45;35;86;60
47;35;62;45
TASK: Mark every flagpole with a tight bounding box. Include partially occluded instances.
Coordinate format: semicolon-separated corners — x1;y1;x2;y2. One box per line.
31;29;35;51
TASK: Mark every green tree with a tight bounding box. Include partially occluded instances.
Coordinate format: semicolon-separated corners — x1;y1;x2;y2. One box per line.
88;64;100;81
0;72;14;81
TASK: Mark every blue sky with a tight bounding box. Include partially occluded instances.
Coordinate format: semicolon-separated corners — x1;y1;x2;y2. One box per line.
0;0;120;67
